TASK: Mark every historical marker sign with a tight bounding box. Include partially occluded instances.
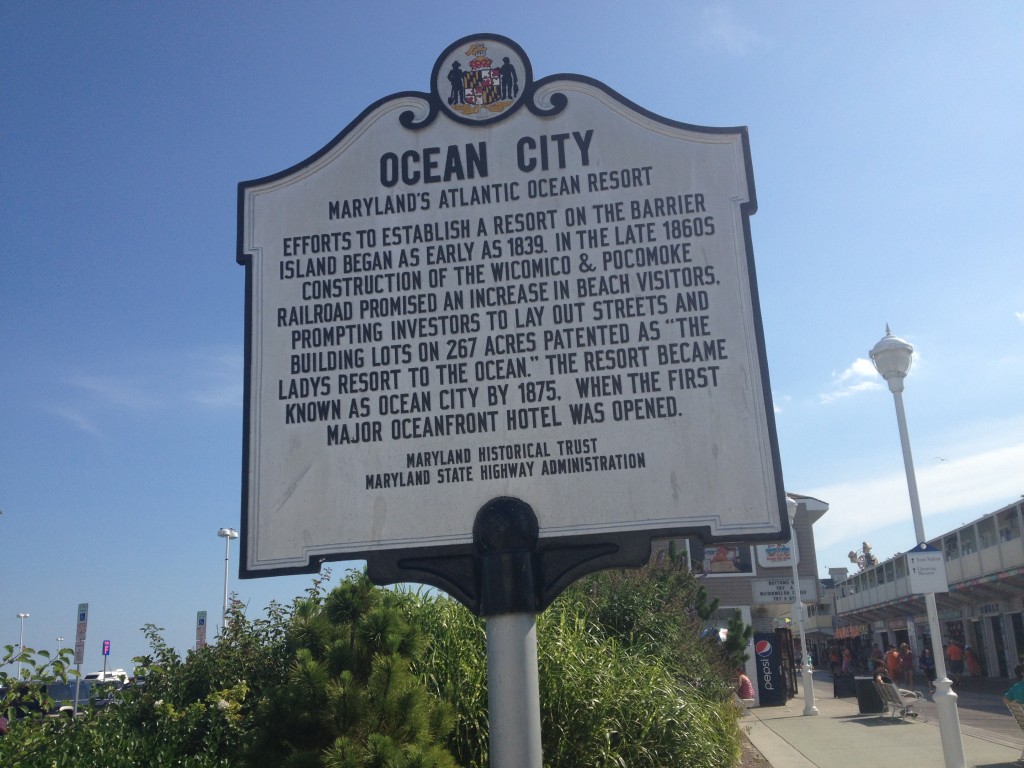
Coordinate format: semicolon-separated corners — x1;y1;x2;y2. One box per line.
237;35;787;581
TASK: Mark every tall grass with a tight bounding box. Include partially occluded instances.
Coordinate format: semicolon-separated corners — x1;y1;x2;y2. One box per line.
412;557;742;768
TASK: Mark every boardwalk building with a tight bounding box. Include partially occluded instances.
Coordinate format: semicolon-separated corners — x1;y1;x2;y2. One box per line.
834;498;1024;679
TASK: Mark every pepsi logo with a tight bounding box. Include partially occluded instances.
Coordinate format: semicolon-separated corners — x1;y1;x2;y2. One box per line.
755;639;773;657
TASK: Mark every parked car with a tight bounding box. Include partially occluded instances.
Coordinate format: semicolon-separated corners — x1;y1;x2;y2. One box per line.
81;668;128;683
47;678;122;714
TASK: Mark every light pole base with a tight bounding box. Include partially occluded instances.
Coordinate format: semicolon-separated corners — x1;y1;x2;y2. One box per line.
932;677;966;768
801;666;818;716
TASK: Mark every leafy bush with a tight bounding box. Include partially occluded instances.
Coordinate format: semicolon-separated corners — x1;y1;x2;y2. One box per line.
0;561;746;767
0;619;264;767
1;641;75;721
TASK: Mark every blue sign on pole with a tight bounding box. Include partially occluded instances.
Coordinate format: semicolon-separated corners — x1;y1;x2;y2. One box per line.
74;603;88;666
102;639;110;656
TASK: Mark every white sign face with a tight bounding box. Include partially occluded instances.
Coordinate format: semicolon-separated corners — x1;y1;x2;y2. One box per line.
756;541;797;569
751;577;817;604
238;36;786;576
906;547;949;594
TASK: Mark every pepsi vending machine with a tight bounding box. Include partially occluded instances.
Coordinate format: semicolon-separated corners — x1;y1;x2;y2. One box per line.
753;632;787;706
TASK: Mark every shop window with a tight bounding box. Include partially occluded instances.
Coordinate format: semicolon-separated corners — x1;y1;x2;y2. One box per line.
999;507;1022;542
944;535;960;561
895;557;907;579
960;527;977;556
977;517;997;550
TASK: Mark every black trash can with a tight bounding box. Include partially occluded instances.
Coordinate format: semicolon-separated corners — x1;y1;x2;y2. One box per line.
854;676;885;714
833;674;856;698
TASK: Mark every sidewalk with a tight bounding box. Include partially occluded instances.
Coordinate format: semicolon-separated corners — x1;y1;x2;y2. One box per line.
743;672;1024;767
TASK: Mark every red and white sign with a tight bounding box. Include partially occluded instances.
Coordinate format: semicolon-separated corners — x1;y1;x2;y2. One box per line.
756;541;798;569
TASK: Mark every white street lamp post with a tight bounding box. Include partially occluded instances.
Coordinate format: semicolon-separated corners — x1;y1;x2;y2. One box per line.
870;326;966;768
217;527;239;629
16;612;29;678
787;498;818;716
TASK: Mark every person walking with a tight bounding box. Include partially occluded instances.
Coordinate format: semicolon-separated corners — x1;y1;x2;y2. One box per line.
947;639;964;686
965;645;983;677
898;643;914;689
842;646;854;674
885;645;902;682
870;643;884;671
920;647;937;693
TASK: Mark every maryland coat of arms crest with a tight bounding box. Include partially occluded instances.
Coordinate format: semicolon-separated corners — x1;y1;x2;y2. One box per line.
435;37;528;123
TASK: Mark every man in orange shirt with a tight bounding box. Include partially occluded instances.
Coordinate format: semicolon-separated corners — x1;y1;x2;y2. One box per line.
946;640;964;686
883;645;902;681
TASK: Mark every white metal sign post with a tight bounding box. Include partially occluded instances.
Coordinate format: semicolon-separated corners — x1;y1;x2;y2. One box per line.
238;35;786;767
73;602;88;717
196;610;208;650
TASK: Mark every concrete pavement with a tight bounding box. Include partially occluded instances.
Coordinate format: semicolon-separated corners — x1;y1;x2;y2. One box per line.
743;671;1024;767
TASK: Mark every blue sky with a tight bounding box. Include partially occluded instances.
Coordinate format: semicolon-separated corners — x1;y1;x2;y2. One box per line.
2;2;1022;671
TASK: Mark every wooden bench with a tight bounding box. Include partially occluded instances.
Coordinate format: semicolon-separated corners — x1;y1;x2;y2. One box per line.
873;678;920;720
1004;701;1024;764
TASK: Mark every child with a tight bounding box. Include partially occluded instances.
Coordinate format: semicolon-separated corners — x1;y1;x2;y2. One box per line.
737;669;755;701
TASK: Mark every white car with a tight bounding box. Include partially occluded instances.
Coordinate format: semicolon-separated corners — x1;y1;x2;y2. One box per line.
82;668;127;683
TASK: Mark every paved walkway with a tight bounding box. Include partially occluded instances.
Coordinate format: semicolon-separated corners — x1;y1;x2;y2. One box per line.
743;672;1024;767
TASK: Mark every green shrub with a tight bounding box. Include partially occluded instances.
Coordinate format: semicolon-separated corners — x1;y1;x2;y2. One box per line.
0;561;746;767
244;572;457;768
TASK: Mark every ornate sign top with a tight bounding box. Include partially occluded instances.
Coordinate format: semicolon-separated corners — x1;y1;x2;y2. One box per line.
434;36;530;124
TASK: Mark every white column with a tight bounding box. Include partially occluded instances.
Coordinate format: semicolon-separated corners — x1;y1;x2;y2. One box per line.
487;613;543;768
892;389;965;768
787;498;818;716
